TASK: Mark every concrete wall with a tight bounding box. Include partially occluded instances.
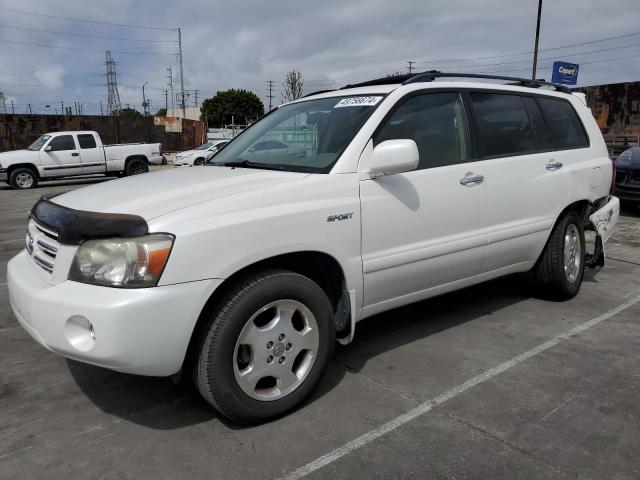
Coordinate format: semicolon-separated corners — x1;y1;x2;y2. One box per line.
0;114;206;153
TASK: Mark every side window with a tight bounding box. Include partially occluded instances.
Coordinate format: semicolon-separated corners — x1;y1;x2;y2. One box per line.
522;96;553;150
537;97;589;150
469;93;537;158
375;92;471;170
77;134;97;149
48;135;76;152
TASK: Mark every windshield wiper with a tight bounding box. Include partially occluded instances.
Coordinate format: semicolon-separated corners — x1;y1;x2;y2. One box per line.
219;160;287;171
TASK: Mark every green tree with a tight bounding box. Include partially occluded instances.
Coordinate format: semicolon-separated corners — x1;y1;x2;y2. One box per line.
119;107;142;118
155;108;167;117
200;89;264;127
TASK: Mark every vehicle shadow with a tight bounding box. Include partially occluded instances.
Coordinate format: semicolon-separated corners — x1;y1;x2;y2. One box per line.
67;274;531;431
620;201;640;218
0;176;112;191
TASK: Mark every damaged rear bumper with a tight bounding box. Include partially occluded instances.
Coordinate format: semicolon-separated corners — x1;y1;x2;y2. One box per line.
585;196;620;268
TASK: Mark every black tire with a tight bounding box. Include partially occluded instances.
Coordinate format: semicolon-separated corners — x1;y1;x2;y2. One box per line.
533;211;585;300
193;269;335;424
124;158;148;176
193;157;205;166
9;168;38;190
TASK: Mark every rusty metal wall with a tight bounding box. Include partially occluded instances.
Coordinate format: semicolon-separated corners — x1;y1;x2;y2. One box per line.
581;81;640;136
0;115;206;153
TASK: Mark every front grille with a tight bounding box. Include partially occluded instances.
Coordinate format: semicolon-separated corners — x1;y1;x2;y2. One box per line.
27;219;60;274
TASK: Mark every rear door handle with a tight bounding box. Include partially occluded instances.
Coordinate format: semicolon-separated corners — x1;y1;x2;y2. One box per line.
546;160;563;170
71;152;79;157
460;174;484;186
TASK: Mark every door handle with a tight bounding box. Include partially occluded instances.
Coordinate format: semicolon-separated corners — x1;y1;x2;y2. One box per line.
71;152;79;157
460;174;484;186
546;160;563;170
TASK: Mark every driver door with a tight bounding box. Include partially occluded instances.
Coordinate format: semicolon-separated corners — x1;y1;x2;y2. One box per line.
40;134;82;176
360;91;487;313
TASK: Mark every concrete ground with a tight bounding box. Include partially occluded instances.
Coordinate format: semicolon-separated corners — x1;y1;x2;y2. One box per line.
1;170;639;480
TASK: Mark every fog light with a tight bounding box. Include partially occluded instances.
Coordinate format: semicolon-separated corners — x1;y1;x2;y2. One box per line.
64;315;96;352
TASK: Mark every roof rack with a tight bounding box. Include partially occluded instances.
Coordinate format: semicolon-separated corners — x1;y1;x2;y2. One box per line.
342;70;572;94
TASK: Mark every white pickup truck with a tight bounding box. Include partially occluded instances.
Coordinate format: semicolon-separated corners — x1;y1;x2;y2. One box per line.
0;131;164;189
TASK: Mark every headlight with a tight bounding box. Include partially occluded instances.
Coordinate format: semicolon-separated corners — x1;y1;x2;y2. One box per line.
69;234;174;288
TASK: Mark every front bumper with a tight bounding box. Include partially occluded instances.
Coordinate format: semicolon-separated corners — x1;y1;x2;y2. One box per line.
8;251;221;376
0;169;7;181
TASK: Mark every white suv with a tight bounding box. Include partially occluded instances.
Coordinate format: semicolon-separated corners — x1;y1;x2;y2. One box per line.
7;72;619;423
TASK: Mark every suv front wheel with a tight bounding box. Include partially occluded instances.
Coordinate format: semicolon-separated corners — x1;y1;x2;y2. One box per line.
193;270;335;424
533;211;585;300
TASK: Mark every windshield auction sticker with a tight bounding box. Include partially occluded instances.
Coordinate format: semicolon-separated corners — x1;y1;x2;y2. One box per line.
334;96;383;108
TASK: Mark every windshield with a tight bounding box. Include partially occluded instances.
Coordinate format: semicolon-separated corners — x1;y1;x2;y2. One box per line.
27;134;51;151
195;142;214;150
208;95;384;172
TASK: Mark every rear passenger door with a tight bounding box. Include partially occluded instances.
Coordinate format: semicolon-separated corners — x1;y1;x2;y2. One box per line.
77;133;105;174
360;91;487;312
467;91;575;273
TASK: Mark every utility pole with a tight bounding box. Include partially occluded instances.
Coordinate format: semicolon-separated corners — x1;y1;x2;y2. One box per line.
11;99;15;114
164;89;168;111
0;92;6;114
61;100;64;115
532;0;543;80
407;61;416;74
193;89;199;107
166;66;174;115
142;82;149;116
177;28;186;118
100;100;103;116
266;80;275;111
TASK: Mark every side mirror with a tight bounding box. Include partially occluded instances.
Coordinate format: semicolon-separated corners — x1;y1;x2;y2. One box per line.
44;145;52;152
369;139;419;178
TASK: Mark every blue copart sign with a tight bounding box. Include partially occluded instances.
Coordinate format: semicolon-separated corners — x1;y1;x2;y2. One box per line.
551;61;579;85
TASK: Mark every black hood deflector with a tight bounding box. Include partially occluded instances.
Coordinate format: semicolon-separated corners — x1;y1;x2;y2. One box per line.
31;196;149;245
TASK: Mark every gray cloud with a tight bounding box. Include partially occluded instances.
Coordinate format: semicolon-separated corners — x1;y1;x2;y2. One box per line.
1;0;639;115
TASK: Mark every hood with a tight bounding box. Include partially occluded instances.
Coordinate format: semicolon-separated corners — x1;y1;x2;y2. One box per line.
52;166;308;220
0;149;37;166
616;147;640;170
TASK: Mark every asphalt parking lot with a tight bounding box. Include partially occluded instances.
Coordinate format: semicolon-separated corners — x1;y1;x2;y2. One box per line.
1;170;640;480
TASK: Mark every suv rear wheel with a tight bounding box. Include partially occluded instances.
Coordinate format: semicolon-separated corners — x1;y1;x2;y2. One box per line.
193;269;335;424
533;211;585;300
9;168;38;190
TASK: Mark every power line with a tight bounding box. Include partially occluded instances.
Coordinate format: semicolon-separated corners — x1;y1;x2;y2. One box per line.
0;24;177;42
0;7;176;30
425;40;640;70
414;30;640;65
0;39;175;55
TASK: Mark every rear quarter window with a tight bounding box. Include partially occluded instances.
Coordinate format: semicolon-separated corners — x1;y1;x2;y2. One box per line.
536;97;589;150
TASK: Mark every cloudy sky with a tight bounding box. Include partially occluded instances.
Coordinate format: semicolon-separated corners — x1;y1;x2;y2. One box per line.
1;0;639;115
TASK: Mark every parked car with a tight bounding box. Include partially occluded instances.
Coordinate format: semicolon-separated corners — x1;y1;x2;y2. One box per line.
173;140;229;166
8;72;619;424
0;131;164;189
613;146;640;205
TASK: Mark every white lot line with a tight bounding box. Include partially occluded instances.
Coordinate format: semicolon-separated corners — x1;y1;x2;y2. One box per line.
279;294;640;480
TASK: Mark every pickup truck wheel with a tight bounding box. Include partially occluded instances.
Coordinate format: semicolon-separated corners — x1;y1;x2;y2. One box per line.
533;212;585;300
194;157;205;166
9;168;38;190
125;159;148;176
193;270;335;424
